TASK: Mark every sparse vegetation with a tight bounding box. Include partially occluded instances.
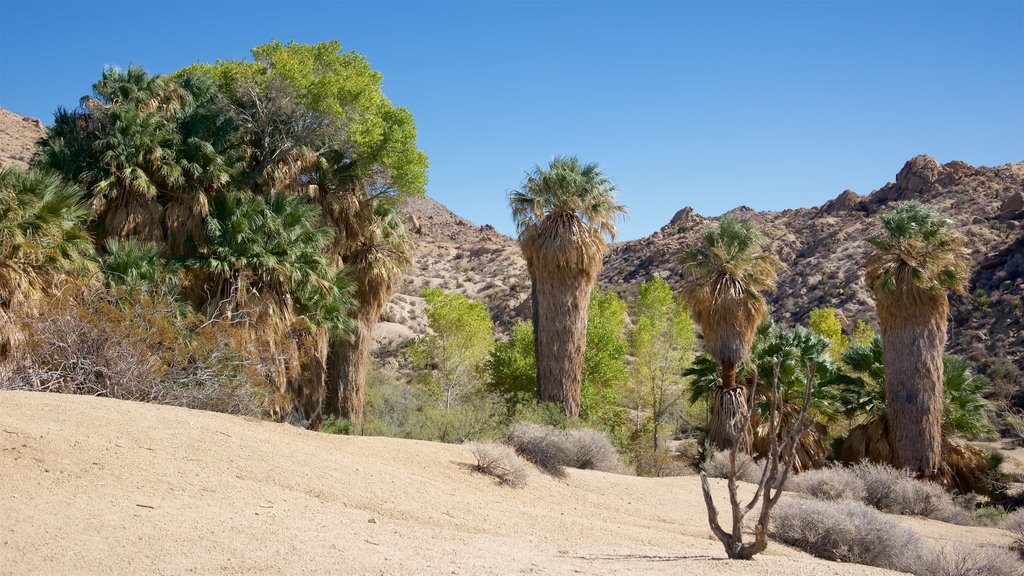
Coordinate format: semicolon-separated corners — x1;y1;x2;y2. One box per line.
787;461;975;525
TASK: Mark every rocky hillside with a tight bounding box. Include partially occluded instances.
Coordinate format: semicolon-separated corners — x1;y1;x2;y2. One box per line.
0;108;45;169
399;155;1024;374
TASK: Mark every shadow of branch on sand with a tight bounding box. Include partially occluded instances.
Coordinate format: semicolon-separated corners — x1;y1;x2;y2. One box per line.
565;552;724;563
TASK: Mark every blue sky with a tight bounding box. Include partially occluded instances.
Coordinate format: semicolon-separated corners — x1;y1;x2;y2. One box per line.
1;0;1022;240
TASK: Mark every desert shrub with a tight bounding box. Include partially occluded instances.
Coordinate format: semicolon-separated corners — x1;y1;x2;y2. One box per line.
360;369;505;442
561;427;625;473
909;543;1024;576
1004;509;1024;532
466;442;529;488
502;422;571;476
502;422;623;476
770;497;920;570
3;285;269;416
972;505;1006;527
1003;509;1024;558
786;465;866;502
848;461;974;525
702;450;765;484
772;498;1023;575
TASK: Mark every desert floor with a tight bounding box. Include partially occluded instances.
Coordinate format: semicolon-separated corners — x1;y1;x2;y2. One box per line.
1;391;1014;575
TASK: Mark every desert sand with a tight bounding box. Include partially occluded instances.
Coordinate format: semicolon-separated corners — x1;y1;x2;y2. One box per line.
1;391;1014;575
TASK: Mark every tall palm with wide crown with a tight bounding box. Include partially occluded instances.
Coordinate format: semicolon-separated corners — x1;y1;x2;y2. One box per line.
864;202;967;477
679;217;782;452
508;156;625;417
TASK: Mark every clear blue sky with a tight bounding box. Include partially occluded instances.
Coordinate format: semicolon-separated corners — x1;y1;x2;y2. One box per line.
1;1;1022;240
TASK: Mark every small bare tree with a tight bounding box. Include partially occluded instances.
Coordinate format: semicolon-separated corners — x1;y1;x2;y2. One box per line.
699;360;814;560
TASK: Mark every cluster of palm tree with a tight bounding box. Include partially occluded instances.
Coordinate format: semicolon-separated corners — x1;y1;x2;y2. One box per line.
5;40;427;427
507;155;972;481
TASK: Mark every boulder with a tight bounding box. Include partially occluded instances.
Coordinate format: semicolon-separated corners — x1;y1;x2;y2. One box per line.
668;206;697;227
1000;191;1024;213
820;189;861;214
893;154;942;197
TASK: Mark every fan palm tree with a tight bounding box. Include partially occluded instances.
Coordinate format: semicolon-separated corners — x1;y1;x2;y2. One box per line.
864;202;968;477
101;237;180;297
187;192;353;424
0;168;95;361
679;217;782;452
325;199;412;426
34;67;242;255
508;156;625;417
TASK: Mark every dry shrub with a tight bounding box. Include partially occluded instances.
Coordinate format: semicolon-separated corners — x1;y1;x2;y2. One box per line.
502;422;623;476
2;285;269;416
769;497;920;570
1003;509;1024;558
466;442;529;488
703;450;765;484
786;465;867;502
561;428;625;473
908;543;1024;576
847;461;974;525
772;498;1024;576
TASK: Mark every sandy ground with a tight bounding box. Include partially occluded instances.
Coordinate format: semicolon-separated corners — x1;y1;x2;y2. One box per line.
1;392;1014;575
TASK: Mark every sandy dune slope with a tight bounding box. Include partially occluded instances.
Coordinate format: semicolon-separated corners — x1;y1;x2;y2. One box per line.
0;392;1011;575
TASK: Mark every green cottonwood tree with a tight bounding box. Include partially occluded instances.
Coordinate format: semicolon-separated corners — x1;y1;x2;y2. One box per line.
807;307;849;363
410;288;494;411
629;278;696;461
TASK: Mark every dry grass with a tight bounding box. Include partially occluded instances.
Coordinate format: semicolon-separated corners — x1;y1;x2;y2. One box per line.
502;422;623;476
784;462;976;525
466;442;529;488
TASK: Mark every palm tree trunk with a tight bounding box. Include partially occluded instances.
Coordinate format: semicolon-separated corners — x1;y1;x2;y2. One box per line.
708;360;752;453
879;295;947;477
530;277;540;400
326;310;378;428
534;270;594;417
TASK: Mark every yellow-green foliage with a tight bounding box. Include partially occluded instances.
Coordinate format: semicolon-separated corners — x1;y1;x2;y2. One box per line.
628;277;697;474
808;307;849;362
409;288;494;409
582;288;629;427
852;320;875;347
179;40;427;196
